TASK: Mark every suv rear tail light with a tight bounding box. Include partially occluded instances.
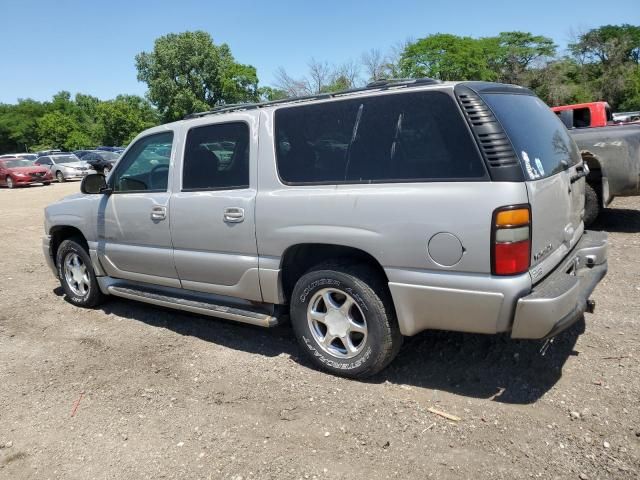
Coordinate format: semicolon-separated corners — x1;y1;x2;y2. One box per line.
492;205;531;275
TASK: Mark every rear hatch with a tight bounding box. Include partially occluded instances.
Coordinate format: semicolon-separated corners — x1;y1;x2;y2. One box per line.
482;93;585;283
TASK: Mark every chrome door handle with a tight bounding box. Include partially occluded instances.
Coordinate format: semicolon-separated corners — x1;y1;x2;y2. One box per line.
223;207;245;223
150;206;167;221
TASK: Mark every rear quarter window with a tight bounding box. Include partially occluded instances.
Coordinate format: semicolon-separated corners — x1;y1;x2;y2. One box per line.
483;94;580;181
275;91;486;184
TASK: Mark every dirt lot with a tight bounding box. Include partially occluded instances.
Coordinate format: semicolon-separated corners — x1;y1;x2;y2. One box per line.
0;182;638;480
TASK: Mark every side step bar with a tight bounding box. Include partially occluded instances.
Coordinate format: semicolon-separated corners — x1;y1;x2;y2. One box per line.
107;285;279;328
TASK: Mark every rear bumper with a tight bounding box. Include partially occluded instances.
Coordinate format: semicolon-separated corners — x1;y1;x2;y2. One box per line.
510;230;608;339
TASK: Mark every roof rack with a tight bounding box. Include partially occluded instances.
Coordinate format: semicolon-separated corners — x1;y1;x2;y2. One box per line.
183;77;441;120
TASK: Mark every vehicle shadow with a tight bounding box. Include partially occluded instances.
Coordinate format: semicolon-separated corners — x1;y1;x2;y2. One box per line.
372;320;583;404
69;293;581;405
594;207;640;233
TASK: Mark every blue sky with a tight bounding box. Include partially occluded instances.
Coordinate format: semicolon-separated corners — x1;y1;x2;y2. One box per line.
0;0;638;103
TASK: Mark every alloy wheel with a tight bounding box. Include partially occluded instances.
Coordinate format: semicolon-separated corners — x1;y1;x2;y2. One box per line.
307;288;368;359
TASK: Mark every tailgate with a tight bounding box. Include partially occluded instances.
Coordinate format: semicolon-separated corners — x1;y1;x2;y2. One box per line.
481;93;585;282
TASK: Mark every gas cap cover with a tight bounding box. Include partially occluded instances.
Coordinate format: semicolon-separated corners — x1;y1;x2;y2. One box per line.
428;232;464;267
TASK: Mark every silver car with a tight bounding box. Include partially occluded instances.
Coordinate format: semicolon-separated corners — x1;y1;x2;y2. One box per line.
42;79;607;377
34;154;93;182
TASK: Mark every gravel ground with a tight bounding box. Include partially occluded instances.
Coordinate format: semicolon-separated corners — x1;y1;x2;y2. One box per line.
0;182;639;480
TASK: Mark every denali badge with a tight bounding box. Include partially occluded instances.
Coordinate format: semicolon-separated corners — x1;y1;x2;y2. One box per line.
534;243;553;262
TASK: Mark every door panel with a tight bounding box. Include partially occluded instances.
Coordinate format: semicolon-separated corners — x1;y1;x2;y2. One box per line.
97;130;179;287
98;192;179;287
169;118;261;301
171;190;261;300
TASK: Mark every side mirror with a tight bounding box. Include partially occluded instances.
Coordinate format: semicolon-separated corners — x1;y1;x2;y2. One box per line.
81;173;111;195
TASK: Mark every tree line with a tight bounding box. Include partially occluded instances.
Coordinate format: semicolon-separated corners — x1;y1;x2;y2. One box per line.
0;25;638;154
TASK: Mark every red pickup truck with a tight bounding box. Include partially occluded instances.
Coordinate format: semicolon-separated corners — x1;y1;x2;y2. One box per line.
551;102;640;224
551;102;613;128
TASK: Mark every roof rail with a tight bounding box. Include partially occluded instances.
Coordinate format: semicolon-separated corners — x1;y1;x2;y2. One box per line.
183;77;441;120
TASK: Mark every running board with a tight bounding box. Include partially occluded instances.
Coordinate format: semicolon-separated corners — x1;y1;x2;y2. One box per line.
107;285;278;328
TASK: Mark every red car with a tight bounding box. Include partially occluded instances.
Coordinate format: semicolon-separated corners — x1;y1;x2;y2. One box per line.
0;157;53;188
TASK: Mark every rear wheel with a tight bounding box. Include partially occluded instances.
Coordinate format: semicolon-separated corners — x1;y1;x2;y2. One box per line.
584;182;601;226
56;171;65;183
6;176;14;189
56;238;105;308
290;262;402;378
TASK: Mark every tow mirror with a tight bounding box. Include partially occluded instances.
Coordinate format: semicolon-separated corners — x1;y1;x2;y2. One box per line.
81;173;111;195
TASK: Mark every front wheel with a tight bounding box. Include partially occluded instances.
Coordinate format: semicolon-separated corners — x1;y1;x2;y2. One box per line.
6;176;14;189
290;263;402;378
56;238;105;307
56;171;65;183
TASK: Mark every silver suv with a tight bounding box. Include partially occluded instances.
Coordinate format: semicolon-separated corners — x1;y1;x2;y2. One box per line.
43;79;608;377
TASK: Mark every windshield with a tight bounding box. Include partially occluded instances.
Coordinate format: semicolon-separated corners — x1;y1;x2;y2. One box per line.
53;154;81;163
483;94;580;180
3;159;33;168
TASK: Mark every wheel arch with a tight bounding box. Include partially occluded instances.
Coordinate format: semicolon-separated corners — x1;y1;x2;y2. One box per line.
581;150;607;207
278;243;389;304
49;225;88;266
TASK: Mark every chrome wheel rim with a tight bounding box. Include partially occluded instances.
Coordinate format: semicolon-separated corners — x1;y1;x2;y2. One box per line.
57;172;64;182
307;288;368;359
63;252;90;297
6;177;13;188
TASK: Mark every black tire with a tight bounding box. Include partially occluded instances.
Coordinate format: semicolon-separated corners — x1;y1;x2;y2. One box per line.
290;262;402;378
584;182;601;226
56;238;105;308
43;182;51;186
56;171;65;183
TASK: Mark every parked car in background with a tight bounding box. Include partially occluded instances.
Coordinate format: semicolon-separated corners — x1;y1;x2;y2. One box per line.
76;150;120;174
95;146;126;154
34;153;93;182
43;79;607;378
0;153;38;162
613;111;640;124
36;149;62;157
553;101;640;225
0;157;53;188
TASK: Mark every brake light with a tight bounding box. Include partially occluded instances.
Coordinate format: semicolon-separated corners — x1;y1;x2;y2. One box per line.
492;205;531;275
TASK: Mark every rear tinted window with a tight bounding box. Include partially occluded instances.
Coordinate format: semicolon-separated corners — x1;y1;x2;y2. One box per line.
275;91;485;184
183;122;249;190
484;94;580;180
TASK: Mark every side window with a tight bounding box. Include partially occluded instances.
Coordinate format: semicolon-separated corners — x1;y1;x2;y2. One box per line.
573;107;591;128
111;132;173;193
182;122;249;190
275;91;485;184
37;157;52;165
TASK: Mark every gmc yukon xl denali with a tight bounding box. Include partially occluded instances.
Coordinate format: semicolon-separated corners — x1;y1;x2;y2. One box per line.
43;79;608;378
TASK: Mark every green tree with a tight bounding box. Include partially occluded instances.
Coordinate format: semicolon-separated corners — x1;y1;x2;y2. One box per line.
399;34;498;81
97;95;159;146
258;86;288;101
569;24;640;109
135;31;259;122
0;98;48;152
35;111;79;150
494;31;556;84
